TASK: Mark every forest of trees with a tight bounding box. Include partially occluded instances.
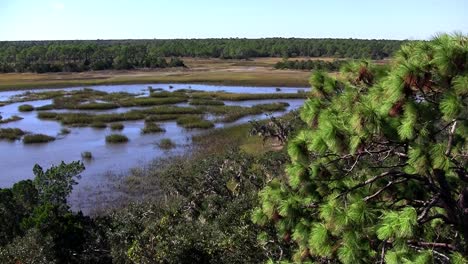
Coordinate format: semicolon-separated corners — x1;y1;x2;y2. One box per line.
274;59;349;71
0;38;404;73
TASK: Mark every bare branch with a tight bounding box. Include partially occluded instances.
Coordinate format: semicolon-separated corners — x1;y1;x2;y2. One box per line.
445;120;457;156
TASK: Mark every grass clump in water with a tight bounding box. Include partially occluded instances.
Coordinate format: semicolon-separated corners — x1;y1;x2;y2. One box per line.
176;116;214;129
106;134;129;143
37;112;58;120
0;128;26;140
23;134;55;144
60;128;71;135
110;123;124;130
141;122;166;134
0;115;24;124
36;104;54;111
90;122;107;129
18;104;34;112
81;151;93;160
158;138;176;149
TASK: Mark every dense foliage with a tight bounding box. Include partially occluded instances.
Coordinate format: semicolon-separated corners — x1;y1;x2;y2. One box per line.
0;38;404;72
274;59;348;71
253;33;468;263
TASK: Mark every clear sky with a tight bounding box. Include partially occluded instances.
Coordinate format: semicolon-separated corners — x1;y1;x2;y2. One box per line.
0;0;466;40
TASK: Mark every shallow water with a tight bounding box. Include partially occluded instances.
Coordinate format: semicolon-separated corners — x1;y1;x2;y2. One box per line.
0;83;308;211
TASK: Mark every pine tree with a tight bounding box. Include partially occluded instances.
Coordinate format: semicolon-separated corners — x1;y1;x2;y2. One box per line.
253;33;468;263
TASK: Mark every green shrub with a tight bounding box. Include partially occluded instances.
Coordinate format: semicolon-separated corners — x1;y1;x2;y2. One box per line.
158;138;176;149
23;134;55;144
60;128;71;135
110;123;124;130
81;151;93;159
37;112;58;120
90;122;107;129
0;128;26;140
105;134;129;143
0;115;24;124
176;116;214;129
141;122;166;134
18;104;34;112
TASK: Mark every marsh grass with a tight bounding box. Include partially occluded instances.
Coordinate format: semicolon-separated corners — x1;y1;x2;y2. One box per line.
158;138;176;149
189;99;225;106
0;115;24;124
110;123;125;130
141;122;166;134
0;128;26;140
81;151;93;160
118;97;187;107
145;114;180;122
176;116;214;129
190;91;307;101
36;104;54;111
90;122;107;129
106;134;129;143
18;104;34;112
37;112;58;120
23;134;55;144
75;102;119;110
60;128;71;135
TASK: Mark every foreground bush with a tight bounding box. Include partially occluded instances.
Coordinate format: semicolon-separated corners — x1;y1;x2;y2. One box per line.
253;33;468;263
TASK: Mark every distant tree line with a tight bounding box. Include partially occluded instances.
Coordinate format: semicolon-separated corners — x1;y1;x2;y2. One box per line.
274;59;348;71
0;38;405;73
0;42;186;73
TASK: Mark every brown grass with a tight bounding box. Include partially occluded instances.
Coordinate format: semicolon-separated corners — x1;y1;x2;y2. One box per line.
0;57;314;91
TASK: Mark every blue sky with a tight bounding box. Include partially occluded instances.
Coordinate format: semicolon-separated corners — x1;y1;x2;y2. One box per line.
0;0;466;40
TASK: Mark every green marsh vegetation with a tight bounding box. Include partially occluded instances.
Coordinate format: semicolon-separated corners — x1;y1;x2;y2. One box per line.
105;134;129;143
141;122;166;134
90;122;107;129
81;151;93;160
188;98;225;106
0;115;23;124
35;99;291;128
59;128;71;135
23;134;55;144
176;115;214;129
18;104;34;112
0;128;26;140
157;138;175;149
110;123;124;130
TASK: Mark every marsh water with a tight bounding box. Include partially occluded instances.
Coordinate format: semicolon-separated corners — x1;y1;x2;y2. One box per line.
0;83;308;211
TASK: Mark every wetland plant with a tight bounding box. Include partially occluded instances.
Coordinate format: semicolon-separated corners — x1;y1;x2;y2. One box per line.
18;104;34;112
158;138;176;149
81;151;93;160
23;134;56;144
141;122;166;134
110;123;125;130
0;128;26;140
106;134;129;143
